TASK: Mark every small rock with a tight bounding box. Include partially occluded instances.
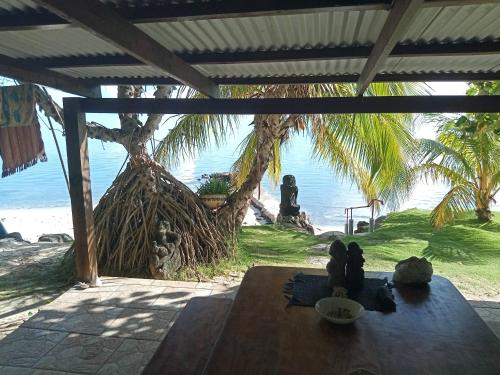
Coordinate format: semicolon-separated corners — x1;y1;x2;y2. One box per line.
354;221;370;233
393;256;433;284
4;232;24;242
38;233;73;243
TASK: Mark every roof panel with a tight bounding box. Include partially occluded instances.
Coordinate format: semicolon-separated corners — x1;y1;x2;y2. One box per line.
0;1;499;82
383;55;500;74
53;65;165;79
0;28;121;58
138;10;388;53
404;4;500;42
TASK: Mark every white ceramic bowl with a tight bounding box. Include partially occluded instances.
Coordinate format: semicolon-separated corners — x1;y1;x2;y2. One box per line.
315;297;364;324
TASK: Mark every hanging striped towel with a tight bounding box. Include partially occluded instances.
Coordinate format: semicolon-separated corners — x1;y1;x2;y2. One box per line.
0;84;47;177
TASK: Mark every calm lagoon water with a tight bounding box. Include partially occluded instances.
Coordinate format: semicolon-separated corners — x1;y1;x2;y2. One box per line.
2;111;489;231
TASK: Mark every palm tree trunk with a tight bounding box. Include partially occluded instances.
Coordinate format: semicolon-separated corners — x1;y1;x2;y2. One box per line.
217;114;283;234
475;193;492;221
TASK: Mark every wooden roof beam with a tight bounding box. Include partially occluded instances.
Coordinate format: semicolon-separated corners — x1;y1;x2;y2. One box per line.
33;0;219;98
0;53;101;97
356;0;424;96
22;41;500;69
70;96;500;115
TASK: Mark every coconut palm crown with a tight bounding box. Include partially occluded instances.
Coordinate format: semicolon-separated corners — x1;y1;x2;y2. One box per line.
413;83;499;227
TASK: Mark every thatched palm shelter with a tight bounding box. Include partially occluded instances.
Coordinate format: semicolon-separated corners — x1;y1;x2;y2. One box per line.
0;0;499;284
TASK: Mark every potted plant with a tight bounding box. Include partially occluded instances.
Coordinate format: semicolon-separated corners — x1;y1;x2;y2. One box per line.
197;177;232;209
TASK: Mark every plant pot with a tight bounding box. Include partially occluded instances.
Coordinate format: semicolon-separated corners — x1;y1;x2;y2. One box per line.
199;194;227;210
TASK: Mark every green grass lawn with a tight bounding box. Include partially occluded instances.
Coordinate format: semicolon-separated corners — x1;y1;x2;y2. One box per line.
199;209;500;299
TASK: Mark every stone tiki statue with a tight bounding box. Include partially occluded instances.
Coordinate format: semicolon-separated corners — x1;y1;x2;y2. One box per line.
326;239;347;288
149;220;182;279
346;242;365;292
279;175;301;216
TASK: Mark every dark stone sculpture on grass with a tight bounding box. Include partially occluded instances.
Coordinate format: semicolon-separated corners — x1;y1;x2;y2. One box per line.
277;175;314;234
346;242;365;292
279;175;300;216
149;220;181;279
326;240;347;288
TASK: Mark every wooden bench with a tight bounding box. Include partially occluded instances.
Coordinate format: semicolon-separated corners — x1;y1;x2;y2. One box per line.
142;296;232;375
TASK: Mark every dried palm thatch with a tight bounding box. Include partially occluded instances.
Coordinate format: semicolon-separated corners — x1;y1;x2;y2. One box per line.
93;159;230;276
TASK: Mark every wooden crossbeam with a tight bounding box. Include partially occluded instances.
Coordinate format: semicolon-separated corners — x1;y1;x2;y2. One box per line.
21;41;500;69
34;0;219;98
356;0;424;96
0;53;100;97
65;96;500;115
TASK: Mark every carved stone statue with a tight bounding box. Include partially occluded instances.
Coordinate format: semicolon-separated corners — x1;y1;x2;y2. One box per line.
279;175;301;216
149;220;181;279
346;242;365;292
326;239;347;288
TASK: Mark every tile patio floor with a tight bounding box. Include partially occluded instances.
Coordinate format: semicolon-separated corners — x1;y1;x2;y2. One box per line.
0;276;239;375
0;276;498;374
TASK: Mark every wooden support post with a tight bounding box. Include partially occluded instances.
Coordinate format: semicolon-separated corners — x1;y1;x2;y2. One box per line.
63;98;99;285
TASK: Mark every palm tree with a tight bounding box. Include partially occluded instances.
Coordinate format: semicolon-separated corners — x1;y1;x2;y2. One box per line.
413;111;499;227
156;82;425;234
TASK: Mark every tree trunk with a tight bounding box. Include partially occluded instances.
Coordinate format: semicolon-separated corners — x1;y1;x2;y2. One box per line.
475;208;491;221
217;114;283;234
475;186;492;222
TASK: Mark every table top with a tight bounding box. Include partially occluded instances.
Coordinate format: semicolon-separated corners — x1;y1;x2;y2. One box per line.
203;266;500;375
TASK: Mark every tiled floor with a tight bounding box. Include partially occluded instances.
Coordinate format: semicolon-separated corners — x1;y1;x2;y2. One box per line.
0;276;240;375
0;276;498;374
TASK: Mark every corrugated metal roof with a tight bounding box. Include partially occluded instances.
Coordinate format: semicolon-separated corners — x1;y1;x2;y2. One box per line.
54;65;165;79
384;55;500;74
0;0;39;12
139;10;387;53
0;1;500;81
0;0;180;12
405;4;500;42
0;29;121;58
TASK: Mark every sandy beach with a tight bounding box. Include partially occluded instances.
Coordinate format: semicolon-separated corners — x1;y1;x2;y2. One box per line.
0;207;75;243
0;189;285;243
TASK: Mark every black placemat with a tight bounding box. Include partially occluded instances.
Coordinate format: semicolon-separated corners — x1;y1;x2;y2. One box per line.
284;273;394;312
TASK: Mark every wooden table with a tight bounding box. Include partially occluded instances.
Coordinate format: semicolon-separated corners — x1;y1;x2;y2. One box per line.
202;266;500;375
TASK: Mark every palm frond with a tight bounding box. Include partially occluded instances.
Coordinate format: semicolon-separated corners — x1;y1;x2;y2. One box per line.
155;113;240;168
231;131;257;187
267;138;282;186
431;183;476;227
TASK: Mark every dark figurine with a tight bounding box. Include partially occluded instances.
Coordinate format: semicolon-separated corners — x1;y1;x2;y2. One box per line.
346;242;365;292
326;240;347;288
279;175;301;216
149;220;181;279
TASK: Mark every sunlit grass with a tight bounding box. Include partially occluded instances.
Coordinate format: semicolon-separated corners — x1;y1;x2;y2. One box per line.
198;209;500;298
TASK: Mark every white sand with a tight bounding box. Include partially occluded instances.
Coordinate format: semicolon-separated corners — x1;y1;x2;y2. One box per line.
0;190;281;243
0;207;74;243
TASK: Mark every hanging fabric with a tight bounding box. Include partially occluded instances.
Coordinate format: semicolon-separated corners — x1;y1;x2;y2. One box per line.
0;84;47;177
